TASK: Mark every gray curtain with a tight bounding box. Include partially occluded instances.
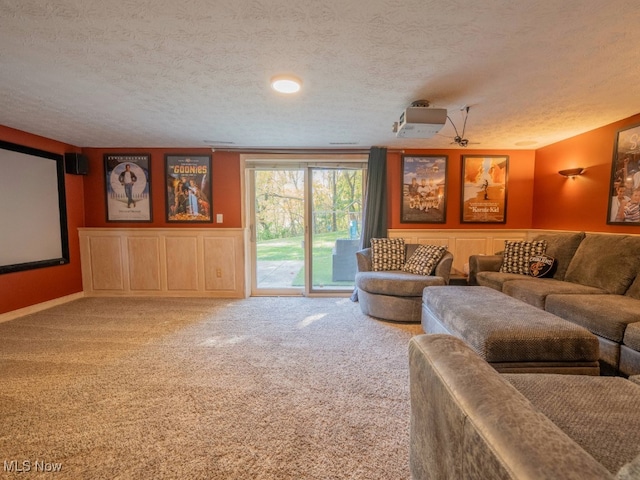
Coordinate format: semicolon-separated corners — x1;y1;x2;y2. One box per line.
351;146;388;301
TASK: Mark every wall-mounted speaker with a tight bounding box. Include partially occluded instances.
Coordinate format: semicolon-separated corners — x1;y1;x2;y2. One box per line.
64;153;89;175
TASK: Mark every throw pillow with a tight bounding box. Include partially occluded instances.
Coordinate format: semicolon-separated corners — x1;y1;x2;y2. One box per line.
370;238;405;271
528;254;556;278
499;240;547;275
532;232;585;280
403;244;447;276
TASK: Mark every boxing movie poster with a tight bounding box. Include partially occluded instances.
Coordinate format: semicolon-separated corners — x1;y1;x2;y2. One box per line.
165;155;212;222
461;155;508;223
104;154;152;222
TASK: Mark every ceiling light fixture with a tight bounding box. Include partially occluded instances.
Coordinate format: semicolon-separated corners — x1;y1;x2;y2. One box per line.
558;167;585;179
270;75;302;94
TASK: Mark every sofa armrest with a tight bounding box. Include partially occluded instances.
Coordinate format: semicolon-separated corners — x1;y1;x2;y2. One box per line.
355;248;372;272
434;251;454;284
467;254;503;286
409;334;614;480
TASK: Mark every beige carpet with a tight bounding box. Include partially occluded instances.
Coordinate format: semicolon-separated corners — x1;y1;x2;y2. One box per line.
0;296;422;479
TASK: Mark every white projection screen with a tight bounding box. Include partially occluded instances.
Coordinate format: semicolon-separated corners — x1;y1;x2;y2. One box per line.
0;141;69;274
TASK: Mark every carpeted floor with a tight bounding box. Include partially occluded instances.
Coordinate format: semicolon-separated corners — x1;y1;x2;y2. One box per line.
0;296;422;479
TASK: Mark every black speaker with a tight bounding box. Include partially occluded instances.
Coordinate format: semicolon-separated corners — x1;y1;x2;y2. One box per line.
64;153;89;175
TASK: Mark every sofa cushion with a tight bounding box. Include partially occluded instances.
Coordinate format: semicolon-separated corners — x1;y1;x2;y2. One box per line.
499;240;547;275
504;373;640;475
475;271;536;291
546;294;640;343
356;271;445;297
503;278;607;310
624;273;640;300
370;238;405;271
623;322;640;351
403;244;447;275
564;234;640;294
532;231;585;280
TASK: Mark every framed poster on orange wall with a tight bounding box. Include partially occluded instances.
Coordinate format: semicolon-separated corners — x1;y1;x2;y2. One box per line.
104;153;152;222
400;155;448;223
460;155;508;223
165;154;212;223
608;123;640;224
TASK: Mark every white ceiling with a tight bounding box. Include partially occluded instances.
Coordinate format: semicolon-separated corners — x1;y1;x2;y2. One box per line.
1;0;640;150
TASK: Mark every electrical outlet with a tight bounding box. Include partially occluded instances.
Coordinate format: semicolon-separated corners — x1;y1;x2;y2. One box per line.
216;268;222;278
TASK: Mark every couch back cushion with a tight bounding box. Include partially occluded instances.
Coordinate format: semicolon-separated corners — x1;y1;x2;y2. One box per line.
532;232;585;280
624;269;640;300
564;234;640;294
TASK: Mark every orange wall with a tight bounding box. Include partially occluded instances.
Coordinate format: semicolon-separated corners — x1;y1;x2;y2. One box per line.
388;149;536;229
533;113;640;232
4;112;639;314
82;148;242;228
0;126;84;315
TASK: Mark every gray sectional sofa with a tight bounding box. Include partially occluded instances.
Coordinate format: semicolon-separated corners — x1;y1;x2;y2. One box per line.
409;334;640;479
469;231;640;376
355;244;453;322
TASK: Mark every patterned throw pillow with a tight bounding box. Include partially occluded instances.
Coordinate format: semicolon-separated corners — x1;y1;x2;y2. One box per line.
403;244;447;276
499;240;547;275
371;238;405;271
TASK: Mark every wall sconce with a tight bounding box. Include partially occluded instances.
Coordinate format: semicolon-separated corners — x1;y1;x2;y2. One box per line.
558;167;585;179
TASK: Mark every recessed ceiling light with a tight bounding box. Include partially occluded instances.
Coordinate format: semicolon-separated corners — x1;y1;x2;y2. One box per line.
270;75;302;94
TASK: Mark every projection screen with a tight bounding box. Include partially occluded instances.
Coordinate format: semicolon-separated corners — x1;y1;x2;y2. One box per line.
0;140;69;274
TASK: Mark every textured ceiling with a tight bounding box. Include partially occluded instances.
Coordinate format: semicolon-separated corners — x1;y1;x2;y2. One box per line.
1;0;640;150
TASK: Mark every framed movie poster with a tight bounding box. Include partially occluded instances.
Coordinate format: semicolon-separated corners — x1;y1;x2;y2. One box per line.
165;155;212;223
461;155;508;223
104;153;152;222
608;123;640;224
401;155;447;223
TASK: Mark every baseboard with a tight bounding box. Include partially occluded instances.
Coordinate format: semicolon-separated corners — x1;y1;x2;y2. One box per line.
0;292;85;323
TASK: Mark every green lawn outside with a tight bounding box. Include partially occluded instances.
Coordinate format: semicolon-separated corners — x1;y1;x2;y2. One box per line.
256;231;356;287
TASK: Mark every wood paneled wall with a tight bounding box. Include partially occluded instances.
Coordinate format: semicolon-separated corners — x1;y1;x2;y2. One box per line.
79;228;244;298
79;227;579;298
389;228;532;273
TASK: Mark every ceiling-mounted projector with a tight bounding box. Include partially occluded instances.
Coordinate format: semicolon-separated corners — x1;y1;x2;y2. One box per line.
393;100;447;138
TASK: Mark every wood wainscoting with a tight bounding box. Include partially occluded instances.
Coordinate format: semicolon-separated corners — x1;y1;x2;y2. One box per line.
388;229;533;274
79;228;245;298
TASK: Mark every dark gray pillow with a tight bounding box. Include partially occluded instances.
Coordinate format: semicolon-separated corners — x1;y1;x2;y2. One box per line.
533;232;585;280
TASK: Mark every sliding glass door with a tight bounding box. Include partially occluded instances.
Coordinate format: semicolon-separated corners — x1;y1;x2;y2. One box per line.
309;168;363;290
252;168;305;292
247;159;365;295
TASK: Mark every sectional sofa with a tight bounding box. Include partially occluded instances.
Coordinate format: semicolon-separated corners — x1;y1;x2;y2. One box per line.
469;231;640;376
409;334;640;479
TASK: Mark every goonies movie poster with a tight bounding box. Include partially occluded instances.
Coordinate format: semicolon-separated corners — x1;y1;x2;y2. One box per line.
165;155;212;222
